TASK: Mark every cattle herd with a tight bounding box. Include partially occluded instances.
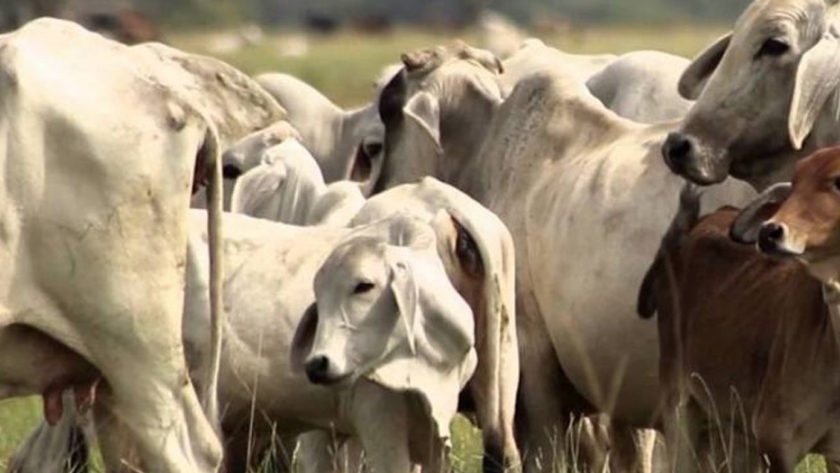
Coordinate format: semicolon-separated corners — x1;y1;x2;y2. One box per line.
3;0;840;472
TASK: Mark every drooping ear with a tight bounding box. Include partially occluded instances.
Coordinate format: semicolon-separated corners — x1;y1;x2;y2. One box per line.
220;120;300;177
679;32;732;99
425;187;518;452
789;30;840;149
388;254;418;354
290;303;319;373
730;182;792;243
230;162;287;217
403;91;441;149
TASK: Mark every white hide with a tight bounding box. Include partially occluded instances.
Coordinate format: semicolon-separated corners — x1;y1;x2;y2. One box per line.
500;38;616;95
0;18;284;473
184;210;476;473
586;50;693;123
230;138;365;227
255;72;384;187
668;0;840;188
374;44;756;472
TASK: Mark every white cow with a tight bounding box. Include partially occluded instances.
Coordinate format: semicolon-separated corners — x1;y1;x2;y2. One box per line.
500;38;616;94
501;40;691;123
230;137;365;227
373;43;756;473
662;0;840;189
15;180;518;473
254;72;385;193
585;50;693;123
0;18;284;473
290;213;478;473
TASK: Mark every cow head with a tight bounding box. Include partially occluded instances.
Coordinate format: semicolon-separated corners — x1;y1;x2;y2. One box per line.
229;138;326;225
662;0;840;188
372;42;503;193
290;215;476;390
348;177;520;469
730;146;840;282
220;120;300;179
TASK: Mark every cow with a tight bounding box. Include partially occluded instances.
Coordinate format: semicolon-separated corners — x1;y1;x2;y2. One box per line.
229;137;365;227
639;147;840;473
500;38;616;93
585;50;693;123
371;42;756;473
254;72;385;194
0;18;285;473
661;0;840;190
502;40;692;123
12;178;516;473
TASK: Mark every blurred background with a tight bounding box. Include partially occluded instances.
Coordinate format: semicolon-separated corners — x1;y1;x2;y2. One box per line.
0;0;749;108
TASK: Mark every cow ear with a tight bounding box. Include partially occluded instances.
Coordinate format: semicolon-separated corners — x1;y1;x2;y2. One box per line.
388;256;418;355
679;32;731;99
427;193;518;447
404;91;441;149
230;162;287;217
290;303;319;373
730;182;792;243
789;31;840;149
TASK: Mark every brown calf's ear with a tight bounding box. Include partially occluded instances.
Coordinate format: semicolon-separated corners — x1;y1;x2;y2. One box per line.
679;32;732;100
729;182;792;244
290;303;319;373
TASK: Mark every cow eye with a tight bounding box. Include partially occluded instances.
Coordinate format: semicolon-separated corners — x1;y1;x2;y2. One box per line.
755;38;789;59
833;177;840;193
364;142;383;157
353;281;375;294
454;220;484;277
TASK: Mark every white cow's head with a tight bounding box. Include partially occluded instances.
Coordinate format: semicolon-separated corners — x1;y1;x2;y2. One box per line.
663;0;840;188
370;42;504;193
291;214;476;390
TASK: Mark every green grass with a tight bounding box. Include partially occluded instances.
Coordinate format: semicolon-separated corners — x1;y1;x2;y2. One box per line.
0;24;826;473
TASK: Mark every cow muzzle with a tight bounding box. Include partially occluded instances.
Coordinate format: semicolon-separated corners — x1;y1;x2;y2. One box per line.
662;132;728;185
304;354;352;387
757;221;802;256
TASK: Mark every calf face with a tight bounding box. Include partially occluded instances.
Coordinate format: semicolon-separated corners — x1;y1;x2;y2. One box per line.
732;146;840;280
290;217;475;389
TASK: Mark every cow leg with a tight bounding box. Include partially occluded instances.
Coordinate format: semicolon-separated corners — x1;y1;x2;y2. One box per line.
516;311;584;473
92;388;141;473
347;381;412;473
573;414;610;473
608;424;657;473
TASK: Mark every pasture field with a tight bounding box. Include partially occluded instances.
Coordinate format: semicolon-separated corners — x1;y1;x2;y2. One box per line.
0;23;825;473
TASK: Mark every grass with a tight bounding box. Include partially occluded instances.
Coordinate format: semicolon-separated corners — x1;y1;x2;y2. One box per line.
0;23;825;473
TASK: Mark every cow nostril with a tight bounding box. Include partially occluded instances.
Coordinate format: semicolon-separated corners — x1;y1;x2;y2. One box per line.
662;133;693;170
757;222;785;253
304;355;330;384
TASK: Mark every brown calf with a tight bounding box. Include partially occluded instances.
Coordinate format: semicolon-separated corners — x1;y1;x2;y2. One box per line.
639;182;840;473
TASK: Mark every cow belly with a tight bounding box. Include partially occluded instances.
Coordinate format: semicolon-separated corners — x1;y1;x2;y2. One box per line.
520;155;680;424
